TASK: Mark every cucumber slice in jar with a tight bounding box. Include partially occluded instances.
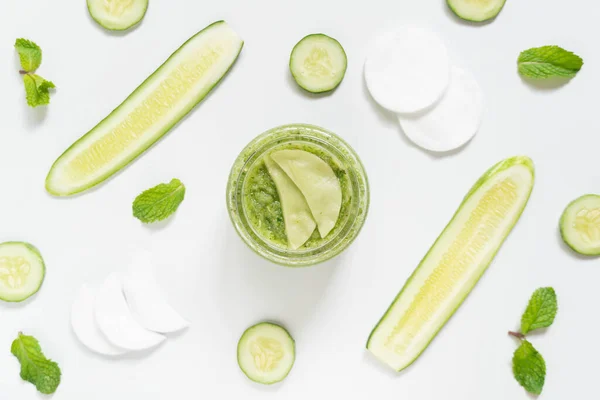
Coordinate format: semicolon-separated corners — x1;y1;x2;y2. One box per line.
560;194;600;256
289;34;347;93
87;0;149;31
237;322;296;385
0;242;45;303
367;156;534;371
447;0;507;22
46;21;243;196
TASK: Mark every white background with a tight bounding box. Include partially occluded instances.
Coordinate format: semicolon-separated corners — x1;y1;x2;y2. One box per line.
0;1;598;398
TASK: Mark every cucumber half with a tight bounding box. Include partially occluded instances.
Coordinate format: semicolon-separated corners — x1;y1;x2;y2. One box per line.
447;0;507;22
367;156;534;371
46;21;243;196
237;322;295;385
290;34;347;93
87;0;149;31
560;194;600;255
0;242;45;303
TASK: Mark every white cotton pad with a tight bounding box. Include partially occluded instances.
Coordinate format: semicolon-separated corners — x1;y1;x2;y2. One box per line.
365;25;450;113
398;66;484;152
122;254;189;334
94;273;165;351
71;284;129;356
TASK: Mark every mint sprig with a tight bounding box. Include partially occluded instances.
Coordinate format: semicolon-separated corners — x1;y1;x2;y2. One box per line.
14;38;55;107
11;332;61;394
132;179;186;223
508;287;558;395
518;45;583;79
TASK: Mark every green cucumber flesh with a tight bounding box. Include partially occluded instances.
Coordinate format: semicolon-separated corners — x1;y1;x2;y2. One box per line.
0;242;45;303
87;0;149;31
367;156;534;371
46;21;243;196
447;0;506;22
237;322;295;385
560;194;600;256
290;34;347;93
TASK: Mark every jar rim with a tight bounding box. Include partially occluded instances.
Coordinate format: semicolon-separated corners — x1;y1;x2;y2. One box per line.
226;124;369;267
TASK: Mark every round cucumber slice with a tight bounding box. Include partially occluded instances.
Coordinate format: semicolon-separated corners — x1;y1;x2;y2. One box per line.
87;0;149;31
560;194;600;256
290;34;347;93
447;0;507;22
0;242;45;303
237;322;295;385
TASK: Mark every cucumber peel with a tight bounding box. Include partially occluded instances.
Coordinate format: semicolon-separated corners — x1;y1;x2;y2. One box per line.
46;21;243;196
270;149;342;238
447;0;507;22
560;194;600;256
87;0;149;31
367;156;534;371
264;156;316;250
289;34;347;93
0;242;45;303
237;322;295;385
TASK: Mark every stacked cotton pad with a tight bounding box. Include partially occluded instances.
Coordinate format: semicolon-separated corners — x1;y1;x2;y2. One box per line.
365;25;484;152
71;251;188;356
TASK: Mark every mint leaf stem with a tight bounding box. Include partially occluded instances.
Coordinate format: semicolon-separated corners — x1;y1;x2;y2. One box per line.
508;331;526;340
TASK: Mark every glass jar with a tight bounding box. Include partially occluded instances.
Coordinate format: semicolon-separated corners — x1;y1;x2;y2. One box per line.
226;124;369;267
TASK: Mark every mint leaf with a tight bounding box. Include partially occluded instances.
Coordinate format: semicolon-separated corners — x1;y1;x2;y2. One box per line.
23;74;55;107
521;287;558;334
14;38;42;72
11;332;61;394
518;45;583;79
512;340;546;395
133;179;186;223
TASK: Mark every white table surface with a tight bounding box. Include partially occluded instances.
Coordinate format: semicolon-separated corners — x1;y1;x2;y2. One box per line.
1;1;598;398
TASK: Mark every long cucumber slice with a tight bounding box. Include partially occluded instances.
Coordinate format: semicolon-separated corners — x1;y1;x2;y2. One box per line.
46;21;243;196
0;242;45;303
237;322;295;385
367;156;534;371
560;194;600;255
87;0;149;31
447;0;507;22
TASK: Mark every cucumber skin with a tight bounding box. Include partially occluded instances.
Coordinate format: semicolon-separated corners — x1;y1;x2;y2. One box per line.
559;194;600;256
237;322;296;385
447;0;507;23
87;0;149;31
46;21;243;196
289;34;347;94
0;242;45;303
366;156;535;371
